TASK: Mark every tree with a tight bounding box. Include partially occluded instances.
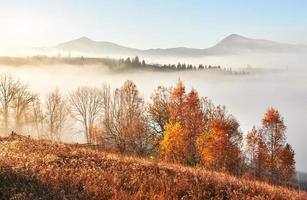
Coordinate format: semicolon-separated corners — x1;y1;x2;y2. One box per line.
182;89;203;165
45;89;69;141
132;56;141;67
279;143;295;185
12;83;36;133
0;74;22;132
118;80;155;155
148;86;171;136
168;80;186;124
124;57;132;67
28;98;45;139
89;126;104;145
69;87;103;143
200;97;215;131
160;81;204;165
102;81;156;155
196;106;242;174
160;122;189;164
246;127;269;179
141;60;146;66
244;108;297;184
262;108;286;182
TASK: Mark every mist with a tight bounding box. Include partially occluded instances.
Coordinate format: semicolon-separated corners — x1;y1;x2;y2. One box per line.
0;53;306;172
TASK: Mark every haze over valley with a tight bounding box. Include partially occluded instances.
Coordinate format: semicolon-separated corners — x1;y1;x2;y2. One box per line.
1;1;307;198
0;44;306;172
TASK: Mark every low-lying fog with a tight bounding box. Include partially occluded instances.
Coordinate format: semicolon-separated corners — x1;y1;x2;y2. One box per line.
0;58;306;172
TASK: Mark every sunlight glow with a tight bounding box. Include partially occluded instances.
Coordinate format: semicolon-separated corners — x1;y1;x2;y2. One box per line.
12;17;37;36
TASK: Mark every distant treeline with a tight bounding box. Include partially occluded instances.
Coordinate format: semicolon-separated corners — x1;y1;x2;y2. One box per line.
0;56;249;75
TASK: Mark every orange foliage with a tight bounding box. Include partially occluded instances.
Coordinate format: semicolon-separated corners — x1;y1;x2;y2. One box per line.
168;80;186;123
197;117;242;174
183;89;203;137
182;89;203;165
279;144;296;184
161;82;203;165
262;108;290;183
246;108;295;185
246;127;269;179
196;106;242;174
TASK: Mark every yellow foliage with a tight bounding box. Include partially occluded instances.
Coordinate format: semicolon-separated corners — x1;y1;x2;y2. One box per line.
160;122;189;164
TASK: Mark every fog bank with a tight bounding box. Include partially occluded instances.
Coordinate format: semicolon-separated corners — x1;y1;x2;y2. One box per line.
0;64;306;172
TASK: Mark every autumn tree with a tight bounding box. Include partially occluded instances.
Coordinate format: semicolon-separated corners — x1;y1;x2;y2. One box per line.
45;89;69;141
160;81;203;165
182;89;203;165
196;106;243;174
69;87;104;143
168;80;186;124
246;127;269;179
160;81;187;164
261;108;295;184
279;143;295;185
160;122;189;163
262;108;286;182
245;108;296;184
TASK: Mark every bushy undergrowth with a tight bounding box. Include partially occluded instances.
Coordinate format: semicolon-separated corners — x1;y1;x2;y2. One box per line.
0;136;305;200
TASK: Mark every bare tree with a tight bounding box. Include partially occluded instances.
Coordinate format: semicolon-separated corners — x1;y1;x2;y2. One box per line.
102;81;157;155
12;84;36;133
69;87;103;143
0;74;22;133
28;98;45;139
148;86;171;137
45;88;69;141
101;84;124;150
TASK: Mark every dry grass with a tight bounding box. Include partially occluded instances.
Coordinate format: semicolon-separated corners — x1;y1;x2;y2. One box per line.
0;136;306;200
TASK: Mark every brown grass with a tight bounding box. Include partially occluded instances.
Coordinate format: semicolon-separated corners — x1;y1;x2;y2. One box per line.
0;135;306;200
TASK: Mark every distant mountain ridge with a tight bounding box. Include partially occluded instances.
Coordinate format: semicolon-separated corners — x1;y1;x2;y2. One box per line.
2;34;306;57
57;36;140;56
55;34;307;57
203;34;304;55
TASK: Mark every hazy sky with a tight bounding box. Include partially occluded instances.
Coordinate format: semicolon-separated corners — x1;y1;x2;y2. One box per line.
0;0;307;50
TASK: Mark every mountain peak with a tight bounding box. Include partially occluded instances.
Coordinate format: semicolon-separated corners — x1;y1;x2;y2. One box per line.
223;34;247;41
75;36;93;42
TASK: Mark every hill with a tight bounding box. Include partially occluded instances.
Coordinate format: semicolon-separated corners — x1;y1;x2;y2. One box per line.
56;36;140;57
54;34;307;57
202;34;305;55
0;136;306;200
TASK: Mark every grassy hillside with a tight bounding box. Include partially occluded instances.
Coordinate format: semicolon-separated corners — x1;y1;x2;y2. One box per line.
0;136;306;200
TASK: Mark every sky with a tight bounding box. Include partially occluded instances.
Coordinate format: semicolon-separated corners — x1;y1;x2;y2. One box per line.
0;0;307;50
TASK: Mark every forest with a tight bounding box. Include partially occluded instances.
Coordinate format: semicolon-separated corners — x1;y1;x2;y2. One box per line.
0;56;249;74
0;73;296;189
